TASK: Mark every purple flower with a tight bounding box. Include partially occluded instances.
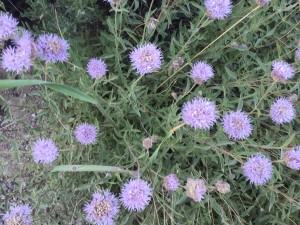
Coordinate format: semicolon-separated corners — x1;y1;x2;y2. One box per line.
295;48;300;61
204;0;232;20
3;204;32;225
13;29;37;60
190;61;214;84
222;110;252;140
84;190;119;225
87;58;107;79
271;61;295;83
74;123;97;145
1;46;32;74
270;98;296;124
283;146;300;170
36;33;69;63
185;178;207;202
0;13;18;41
164;174;180;191
129;43;163;76
182;97;218;130
32;138;59;164
242;154;273;186
255;0;271;6
120;179;153;212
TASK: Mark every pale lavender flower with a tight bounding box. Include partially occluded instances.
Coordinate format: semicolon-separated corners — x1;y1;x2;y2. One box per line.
222;110;252;140
204;0;232;20
37;33;69;63
13;29;37;60
104;0;123;5
164;174;180;191
74;123;97;145
190;61;214;84
0;13;18;41
129;43;163;76
1;46;32;74
271;60;295;83
3;204;32;225
182;97;218;130
87;58;107;79
84;190;119;225
32;138;59;164
242;154;273;186
270;98;296;124
295;48;300;61
283;146;300;170
255;0;271;6
120;179;153;212
185;178;207;202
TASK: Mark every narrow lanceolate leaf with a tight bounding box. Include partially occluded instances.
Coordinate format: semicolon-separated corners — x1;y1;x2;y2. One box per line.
0;80;116;127
52;165;138;176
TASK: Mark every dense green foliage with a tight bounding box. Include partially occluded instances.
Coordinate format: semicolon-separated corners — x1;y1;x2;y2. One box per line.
1;0;300;224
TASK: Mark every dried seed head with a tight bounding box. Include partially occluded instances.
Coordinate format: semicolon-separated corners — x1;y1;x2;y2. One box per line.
214;180;231;194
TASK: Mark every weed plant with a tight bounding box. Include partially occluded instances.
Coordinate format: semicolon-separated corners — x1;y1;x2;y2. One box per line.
0;0;300;224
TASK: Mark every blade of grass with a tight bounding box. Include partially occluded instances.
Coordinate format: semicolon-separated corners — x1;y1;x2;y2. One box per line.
0;80;117;127
52;165;137;176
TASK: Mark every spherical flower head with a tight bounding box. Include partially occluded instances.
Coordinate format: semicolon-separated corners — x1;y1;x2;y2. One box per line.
1;46;32;74
271;61;295;83
182;97;218;130
37;33;69;63
283;146;300;170
129;43;163;76
185;178;207;202
270;98;296;124
242;154;273;186
255;0;271;6
120;179;153;212
295;48;300;61
190;61;214;84
74;123;97;145
204;0;232;20
87;58;107;79
0;13;18;41
222;110;252;140
3;204;32;225
13;29;37;60
32;138;59;164
84;190;119;225
214;180;230;194
164;174;180;191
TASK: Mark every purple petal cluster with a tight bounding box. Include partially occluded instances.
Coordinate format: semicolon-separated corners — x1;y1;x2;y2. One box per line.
204;0;232;20
222;110;252;140
185;178;207;202
255;0;271;6
164;174;180;191
190;61;214;84
182;97;218;130
0;13;18;41
32;138;59;164
84;190;119;225
242;154;273;186
129;43;163;76
270;98;296;124
283;146;300;170
3;204;32;225
37;33;69;63
74;123;97;145
271;61;295;83
87;58;107;79
120;179;153;212
295;48;300;61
